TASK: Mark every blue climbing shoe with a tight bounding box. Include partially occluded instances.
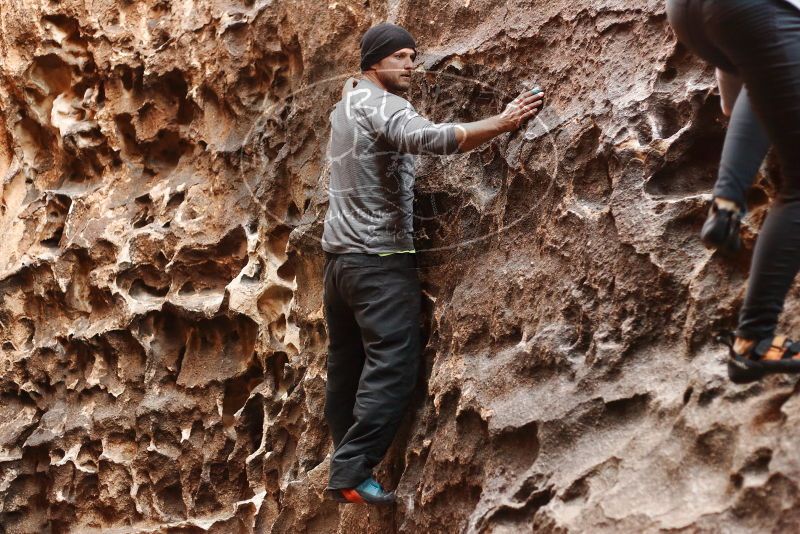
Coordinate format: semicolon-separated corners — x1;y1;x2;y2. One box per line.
325;477;396;505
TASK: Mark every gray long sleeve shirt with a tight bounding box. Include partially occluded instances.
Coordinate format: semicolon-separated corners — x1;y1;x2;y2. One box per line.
321;78;460;254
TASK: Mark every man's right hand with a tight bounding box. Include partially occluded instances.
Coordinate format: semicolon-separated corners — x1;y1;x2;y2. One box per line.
453;87;546;152
498;88;545;132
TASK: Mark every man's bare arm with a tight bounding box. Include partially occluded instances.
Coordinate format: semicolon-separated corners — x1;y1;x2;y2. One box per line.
454;89;545;152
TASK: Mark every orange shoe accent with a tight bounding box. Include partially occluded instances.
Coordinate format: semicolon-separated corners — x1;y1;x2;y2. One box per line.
764;336;800;361
341;489;366;503
736;335;800;362
764;336;790;361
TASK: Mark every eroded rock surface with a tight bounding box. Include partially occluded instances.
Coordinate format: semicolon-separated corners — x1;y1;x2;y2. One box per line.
1;0;798;532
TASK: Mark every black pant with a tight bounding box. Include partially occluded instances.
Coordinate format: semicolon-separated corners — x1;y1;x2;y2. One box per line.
667;0;800;340
715;87;770;211
322;251;421;489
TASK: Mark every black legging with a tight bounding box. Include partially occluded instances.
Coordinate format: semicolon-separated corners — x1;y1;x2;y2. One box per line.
715;87;770;212
667;0;800;340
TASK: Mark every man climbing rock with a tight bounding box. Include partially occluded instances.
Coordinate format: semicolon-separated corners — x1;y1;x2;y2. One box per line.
321;22;544;504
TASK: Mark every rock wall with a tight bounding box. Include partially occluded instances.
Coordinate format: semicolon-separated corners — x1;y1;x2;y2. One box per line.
1;0;799;532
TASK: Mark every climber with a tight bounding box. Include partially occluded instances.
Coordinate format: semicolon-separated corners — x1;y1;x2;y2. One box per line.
666;0;800;383
321;22;544;504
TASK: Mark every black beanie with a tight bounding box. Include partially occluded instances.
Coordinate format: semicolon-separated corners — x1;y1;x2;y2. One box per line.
360;23;416;72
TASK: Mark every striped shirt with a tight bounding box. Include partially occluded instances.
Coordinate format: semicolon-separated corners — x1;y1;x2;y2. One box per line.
322;78;459;254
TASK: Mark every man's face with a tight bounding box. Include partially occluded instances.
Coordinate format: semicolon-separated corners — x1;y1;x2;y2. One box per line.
368;48;416;93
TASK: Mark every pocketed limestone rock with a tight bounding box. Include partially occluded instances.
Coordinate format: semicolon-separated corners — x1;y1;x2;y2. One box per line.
0;0;795;532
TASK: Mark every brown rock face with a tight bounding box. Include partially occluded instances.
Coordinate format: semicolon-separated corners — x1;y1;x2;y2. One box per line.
1;0;797;532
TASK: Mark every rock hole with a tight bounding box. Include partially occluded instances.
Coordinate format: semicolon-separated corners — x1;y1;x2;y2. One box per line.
269;314;287;342
656;42;694;90
257;285;293;322
241;396;264;452
222;358;264;417
170;227;249;292
178;281;194;295
269;351;289;397
120;67;134;91
753;391;792;426
155;483;187;520
40;226;64;248
698;386;722;406
494;420;539;474
245;218;258;234
285;202;301;224
241;258;263;283
739;447;772;479
77;440;101;471
153;251;167;269
645;135;721;197
645;96;725;198
487;486;554;525
132;215;153;229
133;195;154;228
42;14;81;40
96;82;106;105
29;54;72;95
561;477;589;503
628;116;653;145
660;66;677;82
40;194;72;247
129;279;169;298
142;129;191;172
650;100;686;139
267;225;291;259
50;448;66;463
114;113;140;156
166;190;185;214
746;184;770;211
175;344;186;376
276;260;295;282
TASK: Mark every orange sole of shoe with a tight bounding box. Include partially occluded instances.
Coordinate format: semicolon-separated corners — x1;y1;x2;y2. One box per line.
341;489;366;504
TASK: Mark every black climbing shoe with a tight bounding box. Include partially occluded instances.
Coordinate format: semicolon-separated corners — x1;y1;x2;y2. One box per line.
325;477;396;505
720;333;800;384
701;202;742;255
